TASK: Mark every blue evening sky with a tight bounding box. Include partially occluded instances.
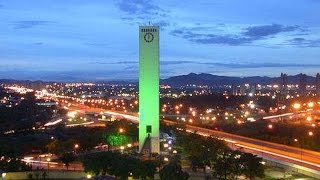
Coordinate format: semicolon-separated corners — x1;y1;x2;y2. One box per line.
0;0;320;81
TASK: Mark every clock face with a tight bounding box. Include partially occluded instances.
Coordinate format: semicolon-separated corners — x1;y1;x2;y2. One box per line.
144;32;154;43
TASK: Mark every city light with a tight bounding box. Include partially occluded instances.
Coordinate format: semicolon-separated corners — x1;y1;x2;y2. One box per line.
67;111;77;118
119;128;124;133
86;174;92;179
306;116;312;121
307;102;314;108
293;103;301;110
2;173;6;178
74;144;79;149
0;3;320;178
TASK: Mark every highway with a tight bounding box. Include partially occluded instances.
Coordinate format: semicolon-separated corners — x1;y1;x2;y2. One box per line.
22;157;83;171
182;123;320;171
108;111;320;172
59;102;320;174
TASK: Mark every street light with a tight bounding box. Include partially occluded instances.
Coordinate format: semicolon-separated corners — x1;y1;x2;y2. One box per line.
307;102;314;108
46;158;51;172
86;174;92;179
120;146;125;154
306;116;312;122
2;173;6;179
294;138;302;162
74;144;79;149
293;103;301;110
119;128;124;133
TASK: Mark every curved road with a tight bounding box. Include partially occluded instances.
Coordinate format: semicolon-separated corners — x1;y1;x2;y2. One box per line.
61;102;320;174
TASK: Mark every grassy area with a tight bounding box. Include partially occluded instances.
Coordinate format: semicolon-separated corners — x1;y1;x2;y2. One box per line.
264;166;315;180
3;170;87;180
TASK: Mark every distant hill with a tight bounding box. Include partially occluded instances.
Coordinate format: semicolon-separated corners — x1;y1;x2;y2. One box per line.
1;73;317;87
160;73;316;87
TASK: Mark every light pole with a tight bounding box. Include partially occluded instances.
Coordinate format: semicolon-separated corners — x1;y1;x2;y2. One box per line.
1;172;6;180
74;143;79;154
294;138;302;162
119;128;124;134
46;158;51;172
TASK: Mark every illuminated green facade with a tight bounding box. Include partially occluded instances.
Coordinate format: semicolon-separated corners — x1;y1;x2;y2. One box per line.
139;26;160;154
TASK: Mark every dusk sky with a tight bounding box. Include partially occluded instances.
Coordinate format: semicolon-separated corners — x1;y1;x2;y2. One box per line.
0;0;320;81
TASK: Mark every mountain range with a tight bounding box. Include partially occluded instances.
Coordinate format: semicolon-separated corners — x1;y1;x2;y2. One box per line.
1;73;318;88
161;73;317;87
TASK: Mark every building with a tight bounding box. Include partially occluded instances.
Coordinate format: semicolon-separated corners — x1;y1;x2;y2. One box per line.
239;84;246;96
299;73;307;96
139;26;160;154
316;73;320;95
231;84;237;95
249;84;256;96
280;73;288;95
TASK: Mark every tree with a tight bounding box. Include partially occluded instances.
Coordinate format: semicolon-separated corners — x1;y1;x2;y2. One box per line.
175;131;226;173
241;153;264;180
82;151;143;179
46;139;76;156
139;160;157;180
212;151;237;180
0;157;31;172
159;157;189;180
59;153;76;170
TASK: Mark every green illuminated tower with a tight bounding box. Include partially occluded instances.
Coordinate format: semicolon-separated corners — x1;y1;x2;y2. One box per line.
139;26;160;154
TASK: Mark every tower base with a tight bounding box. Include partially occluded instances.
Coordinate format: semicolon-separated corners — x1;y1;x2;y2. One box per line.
140;136;160;155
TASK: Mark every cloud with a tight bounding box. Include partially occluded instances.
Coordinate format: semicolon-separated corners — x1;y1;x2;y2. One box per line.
202;62;320;68
283;37;320;47
93;61;136;65
243;24;300;38
33;42;44;45
93;60;195;66
115;0;170;29
116;0;162;16
84;42;112;47
170;29;252;45
12;20;51;29
193;35;252;45
153;20;170;28
94;60;320;69
124;65;137;70
161;61;194;65
171;24;303;46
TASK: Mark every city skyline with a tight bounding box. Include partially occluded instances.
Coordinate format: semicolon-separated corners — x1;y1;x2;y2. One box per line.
1;0;320;81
